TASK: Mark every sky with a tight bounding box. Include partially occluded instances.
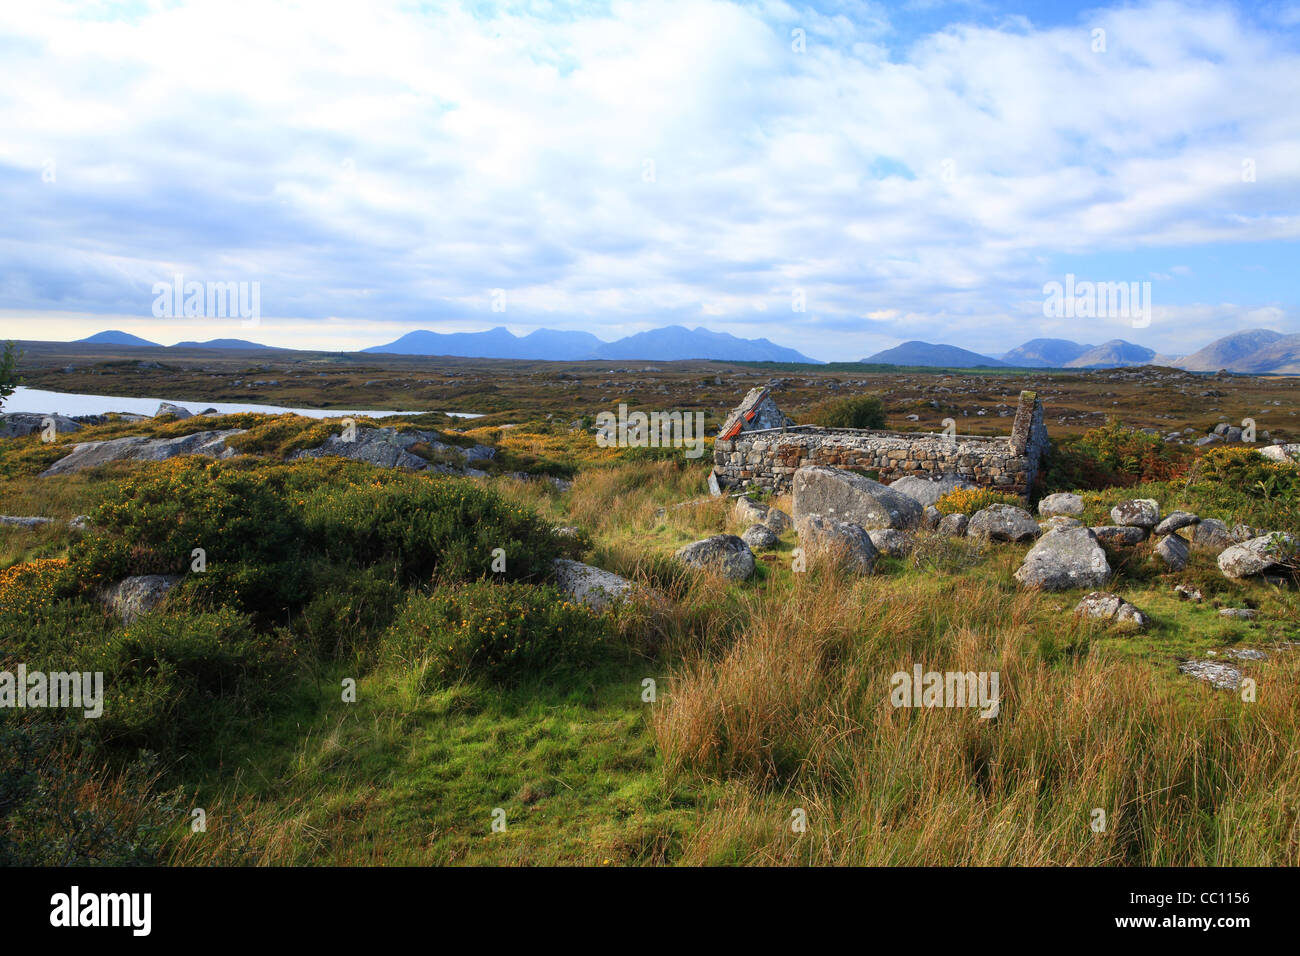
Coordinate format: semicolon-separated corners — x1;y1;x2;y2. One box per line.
0;0;1297;362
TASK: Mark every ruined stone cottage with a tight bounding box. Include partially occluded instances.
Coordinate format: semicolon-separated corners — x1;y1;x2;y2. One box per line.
711;387;1049;495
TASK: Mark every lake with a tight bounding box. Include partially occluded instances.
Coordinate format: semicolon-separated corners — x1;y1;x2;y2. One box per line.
2;387;482;420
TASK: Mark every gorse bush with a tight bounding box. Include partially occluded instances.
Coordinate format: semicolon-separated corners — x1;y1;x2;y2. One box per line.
69;457;568;619
381;581;615;687
804;394;887;430
1044;419;1192;492
934;487;1023;515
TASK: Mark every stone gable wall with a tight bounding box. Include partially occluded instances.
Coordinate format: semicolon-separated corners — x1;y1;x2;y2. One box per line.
712;391;1049;496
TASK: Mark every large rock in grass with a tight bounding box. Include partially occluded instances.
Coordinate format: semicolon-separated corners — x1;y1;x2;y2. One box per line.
40;430;246;477
1014;527;1110;590
1191;518;1234;552
792;466;922;531
1090;525;1147;548
1110;499;1160;528
1260;443;1300;463
888;473;975;508
1;412;81;439
1153;533;1190;571
155;402;193;420
795;515;879;573
102;575;181;624
867;528;912;558
552;559;633;612
1217;533;1298;580
734;497;791;534
966;504;1039;543
675;534;756;581
1037;492;1084;517
741;523;779;550
1154;511;1198;536
937;513;968;537
1074;591;1148;629
293;426;446;470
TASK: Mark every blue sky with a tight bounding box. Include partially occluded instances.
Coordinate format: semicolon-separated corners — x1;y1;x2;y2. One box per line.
0;0;1297;361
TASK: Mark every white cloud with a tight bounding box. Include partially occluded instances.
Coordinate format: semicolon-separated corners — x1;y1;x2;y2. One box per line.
0;0;1296;360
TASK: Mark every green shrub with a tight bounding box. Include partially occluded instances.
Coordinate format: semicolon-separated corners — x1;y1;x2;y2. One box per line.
1043;419;1192;492
380;582;615;687
68;457;566;620
294;565;404;662
805;394;886;430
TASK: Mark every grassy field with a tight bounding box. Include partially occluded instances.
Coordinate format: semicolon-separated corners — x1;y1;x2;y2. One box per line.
2;365;1299;866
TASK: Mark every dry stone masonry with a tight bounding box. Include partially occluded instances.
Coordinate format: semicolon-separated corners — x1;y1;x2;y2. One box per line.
711;387;1049;495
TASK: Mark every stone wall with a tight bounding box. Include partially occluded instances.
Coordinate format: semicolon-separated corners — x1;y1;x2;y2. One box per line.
712;390;1049;496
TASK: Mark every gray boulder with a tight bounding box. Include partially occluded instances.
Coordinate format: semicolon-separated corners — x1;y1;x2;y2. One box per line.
0;515;55;528
102;575;181;624
1218;608;1258;620
1178;659;1241;689
0;412;82;439
1110;499;1159;528
1090;525;1148;547
1074;591;1148;629
1014;527;1110;591
867;528;912;558
1040;516;1082;531
734;497;791;534
792;466;923;530
795;515;879;574
552;559;633;611
1153;511;1198;535
937;513;968;537
923;505;941;530
155;402;193;420
741;523;780;550
1037;492;1084;517
1191;518;1235;552
675;534;756;581
1174;583;1203;601
292;427;443;470
1153;533;1190;571
888;473;976;508
1218;533;1298;579
1259;443;1300;463
966;504;1039;543
40;430;246;477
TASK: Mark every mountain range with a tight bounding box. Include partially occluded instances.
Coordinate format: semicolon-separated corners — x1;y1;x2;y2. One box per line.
63;326;1300;373
363;325;819;363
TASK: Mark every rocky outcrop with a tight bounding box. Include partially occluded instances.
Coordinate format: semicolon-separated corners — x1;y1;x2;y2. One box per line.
1037;492;1084;517
155;402;193;420
792;466;923;530
40;430;246;477
1218;608;1257;620
1014;527;1110;590
675;534;756;581
795;515;878;574
1110;499;1159;528
966;504;1039;543
102;575;181;623
1259;443;1300;463
889;473;976;507
1;412;81;439
291;427;494;472
1074;591;1148;629
1217;533;1298;579
552;559;633;611
1178;659;1241;689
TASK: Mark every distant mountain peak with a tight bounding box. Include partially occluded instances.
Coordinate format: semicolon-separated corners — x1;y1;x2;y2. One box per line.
75;330;161;347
